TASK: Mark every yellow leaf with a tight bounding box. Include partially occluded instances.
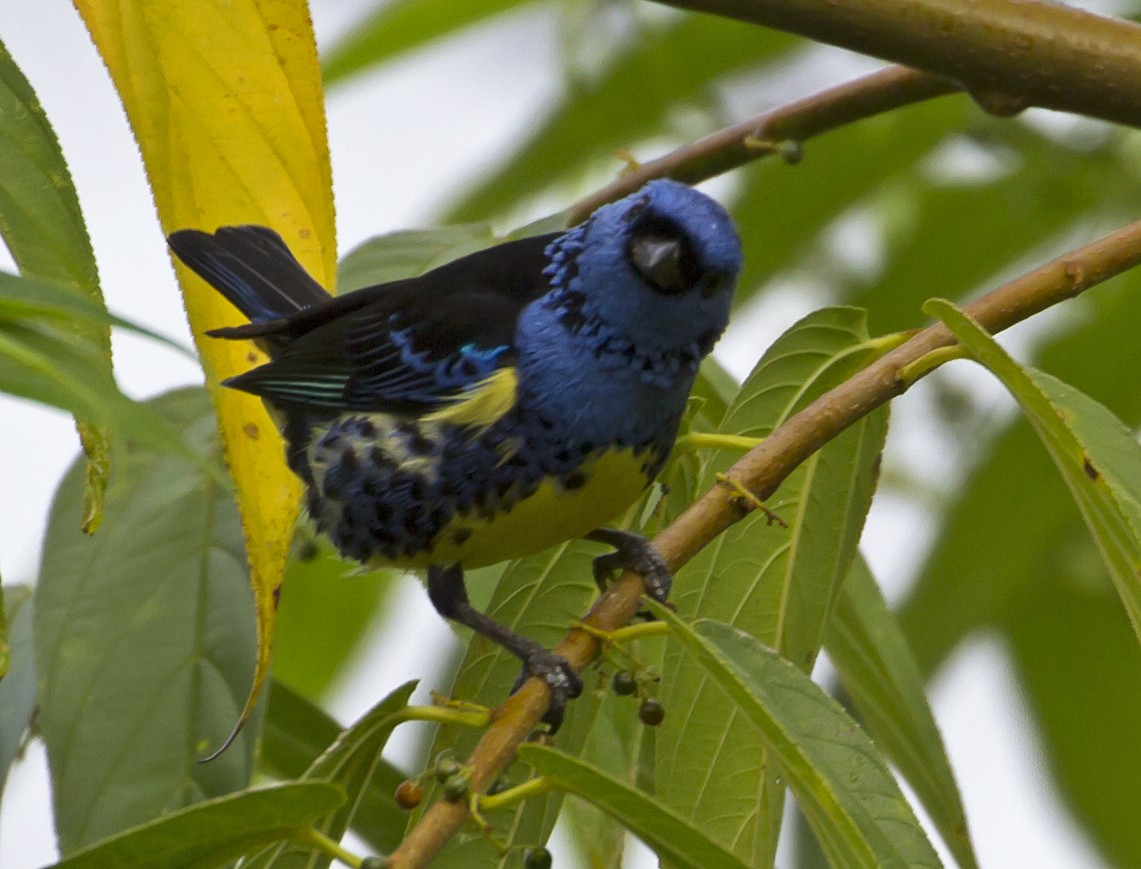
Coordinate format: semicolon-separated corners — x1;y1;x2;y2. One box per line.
73;0;336;755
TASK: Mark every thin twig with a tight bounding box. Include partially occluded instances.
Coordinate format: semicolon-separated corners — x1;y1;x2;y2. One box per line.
651;0;1141;129
388;211;1141;869
567;65;959;223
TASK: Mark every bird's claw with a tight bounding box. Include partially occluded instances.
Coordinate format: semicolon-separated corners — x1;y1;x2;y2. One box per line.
511;649;583;733
588;529;672;603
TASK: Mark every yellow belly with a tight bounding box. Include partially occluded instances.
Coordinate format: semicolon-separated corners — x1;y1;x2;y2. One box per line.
373;448;653;569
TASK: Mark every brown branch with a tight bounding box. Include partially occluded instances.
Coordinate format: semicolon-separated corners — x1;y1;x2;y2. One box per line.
651;0;1141;129
388;208;1141;869
567;65;960;224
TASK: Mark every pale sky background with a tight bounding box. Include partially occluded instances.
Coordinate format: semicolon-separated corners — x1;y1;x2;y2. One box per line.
0;2;1107;867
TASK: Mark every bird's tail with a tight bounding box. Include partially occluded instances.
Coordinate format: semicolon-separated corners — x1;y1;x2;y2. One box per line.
167;225;331;324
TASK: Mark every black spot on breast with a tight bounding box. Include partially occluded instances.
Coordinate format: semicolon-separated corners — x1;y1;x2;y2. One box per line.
369;445;396;470
451;528;473;546
562;470;587;490
403;510;422;538
408;477;427;503
406;432;435;455
305;490;322;515
322;474;344;501
439;479;465;498
340;448;359;471
355;419;377;438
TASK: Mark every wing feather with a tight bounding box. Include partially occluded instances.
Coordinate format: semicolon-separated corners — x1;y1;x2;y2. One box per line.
220;231;560;413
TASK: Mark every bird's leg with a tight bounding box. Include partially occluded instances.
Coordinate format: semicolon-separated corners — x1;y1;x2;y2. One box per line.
586;528;672;603
427;564;582;731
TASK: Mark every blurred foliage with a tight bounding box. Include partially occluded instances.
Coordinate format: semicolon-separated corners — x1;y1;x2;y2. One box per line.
3;0;1141;867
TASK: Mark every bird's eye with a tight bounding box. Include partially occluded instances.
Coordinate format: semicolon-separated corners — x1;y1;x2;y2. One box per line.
626;213;700;295
629;233;686;293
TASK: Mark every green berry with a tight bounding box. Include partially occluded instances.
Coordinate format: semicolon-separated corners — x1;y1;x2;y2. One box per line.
638;698;665;727
523;846;553;869
434;750;461;782
442;772;469;802
611;670;638;696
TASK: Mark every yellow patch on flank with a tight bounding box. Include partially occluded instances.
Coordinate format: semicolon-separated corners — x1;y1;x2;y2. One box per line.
381;448;654;570
426;367;518;434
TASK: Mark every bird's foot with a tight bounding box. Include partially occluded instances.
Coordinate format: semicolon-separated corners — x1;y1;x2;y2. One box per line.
586;528;673;603
511;649;583;733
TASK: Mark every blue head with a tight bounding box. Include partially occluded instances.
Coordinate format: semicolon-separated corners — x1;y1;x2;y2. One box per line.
543;178;742;355
517;180;741;445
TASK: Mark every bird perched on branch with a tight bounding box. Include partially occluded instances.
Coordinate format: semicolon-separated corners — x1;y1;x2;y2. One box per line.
169;179;741;727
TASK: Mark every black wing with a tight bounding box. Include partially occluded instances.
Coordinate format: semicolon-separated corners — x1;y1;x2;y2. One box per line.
168;225;331;323
177;227;560;413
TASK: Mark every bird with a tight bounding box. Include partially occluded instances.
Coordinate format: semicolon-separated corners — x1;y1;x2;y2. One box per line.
168;178;742;727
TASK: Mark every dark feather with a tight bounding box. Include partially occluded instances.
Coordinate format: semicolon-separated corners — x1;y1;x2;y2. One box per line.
169;225;560;413
168;225;331;323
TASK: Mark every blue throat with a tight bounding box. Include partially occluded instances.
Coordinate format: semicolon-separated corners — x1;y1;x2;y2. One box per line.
513;227;713;457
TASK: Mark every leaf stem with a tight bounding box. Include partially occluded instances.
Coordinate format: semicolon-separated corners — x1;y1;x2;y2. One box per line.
395;705;491;729
574;620;671;645
292;826;364;869
675;432;763;453
897;345;969;387
476;776;554;813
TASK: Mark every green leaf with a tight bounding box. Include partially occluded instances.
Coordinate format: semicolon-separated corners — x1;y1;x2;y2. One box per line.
321;0;536;86
0;39;99;293
445;15;794;223
518;744;751;869
0;585;35;799
0;272;197;464
273;542;395;703
655;605;942;869
260;680;408;855
928;299;1141;643
998;526;1141;867
900;267;1141;674
0;580;8;678
34;388;258;854
826;558;977;869
656;307;889;864
0;36;111;530
47;782;345;869
242;681;417;868
337;223;498;292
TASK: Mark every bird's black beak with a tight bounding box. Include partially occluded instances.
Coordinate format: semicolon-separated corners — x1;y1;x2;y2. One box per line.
630;234;686;294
